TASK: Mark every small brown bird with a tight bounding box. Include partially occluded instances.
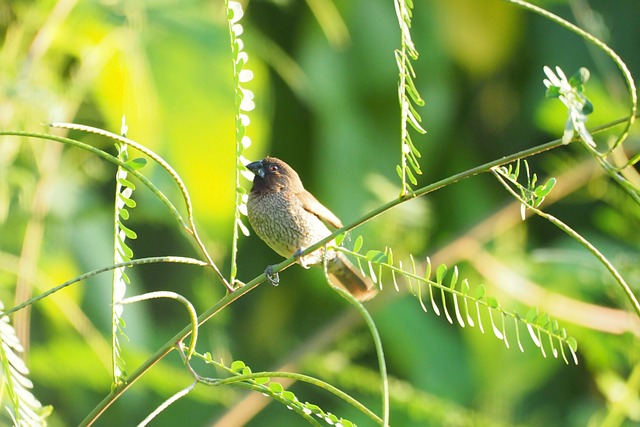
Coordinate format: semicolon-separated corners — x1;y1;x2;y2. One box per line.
246;157;377;301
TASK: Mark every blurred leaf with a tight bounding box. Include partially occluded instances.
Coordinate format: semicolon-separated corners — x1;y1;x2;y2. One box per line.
126;158;147;170
434;0;523;76
231;360;245;373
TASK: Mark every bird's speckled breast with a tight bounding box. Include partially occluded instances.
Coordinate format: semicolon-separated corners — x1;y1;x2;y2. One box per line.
247;190;332;261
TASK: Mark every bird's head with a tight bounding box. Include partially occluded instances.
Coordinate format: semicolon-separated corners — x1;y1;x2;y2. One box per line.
245;157;303;193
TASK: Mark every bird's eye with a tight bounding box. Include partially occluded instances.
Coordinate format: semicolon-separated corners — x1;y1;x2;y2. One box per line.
268;164;279;173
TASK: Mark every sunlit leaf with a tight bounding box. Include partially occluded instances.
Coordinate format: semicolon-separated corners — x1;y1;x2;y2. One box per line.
353;235;363;252
231;360;246;372
453;294;465;327
441;287;453;324
126;157;147;170
268;382;284;393
436;264;447;284
117;220;138;239
488;309;503;340
569;67;590;87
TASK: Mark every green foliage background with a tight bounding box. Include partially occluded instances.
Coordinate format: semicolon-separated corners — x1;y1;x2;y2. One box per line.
1;0;639;426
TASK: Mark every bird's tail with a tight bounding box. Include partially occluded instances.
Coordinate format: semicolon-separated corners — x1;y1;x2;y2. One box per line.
327;253;378;301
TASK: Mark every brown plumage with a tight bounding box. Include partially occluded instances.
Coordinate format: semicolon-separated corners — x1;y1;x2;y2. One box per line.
245;157;377;301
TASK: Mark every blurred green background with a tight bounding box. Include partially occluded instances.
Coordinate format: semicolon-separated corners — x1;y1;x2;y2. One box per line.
1;0;639;426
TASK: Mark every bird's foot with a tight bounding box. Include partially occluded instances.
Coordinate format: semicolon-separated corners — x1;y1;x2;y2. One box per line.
294;248;310;269
264;265;279;286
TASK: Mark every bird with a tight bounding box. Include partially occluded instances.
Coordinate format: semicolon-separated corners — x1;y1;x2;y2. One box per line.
245;156;377;301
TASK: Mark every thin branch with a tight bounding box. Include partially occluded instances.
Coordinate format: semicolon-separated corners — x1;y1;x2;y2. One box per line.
50;123;233;291
492;169;640;317
4;257;208;317
329;286;389;426
1;129;231;291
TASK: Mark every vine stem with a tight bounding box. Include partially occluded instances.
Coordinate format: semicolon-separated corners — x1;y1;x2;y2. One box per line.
332;286;389;426
119;291;199;360
3;257;209;317
526;211;640;317
200;369;383;425
1;128;233;292
79;272;260;426
49;123;233;292
492;169;640;317
227;0;245;287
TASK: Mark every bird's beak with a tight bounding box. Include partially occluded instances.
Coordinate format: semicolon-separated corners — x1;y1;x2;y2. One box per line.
245;160;265;178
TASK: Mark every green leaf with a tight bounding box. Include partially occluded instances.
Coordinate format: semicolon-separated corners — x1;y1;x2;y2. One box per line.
236;56;246;70
269;382;284;393
405;165;418;185
386;247;394;266
513;160;522;179
236;123;246;141
461;278;470;295
282;390;296;402
409;138;422;158
453;294;465;327
405;76;424;106
486;297;499;308
408;103;426;134
118;220;138;239
406;149;422;175
535;178;556;198
121;270;131;285
525;307;538;322
569;67;590;87
365;250;387;263
449;266;458;289
353;235;363;252
424;258;432;281
326;413;339;423
254;377;269;385
116;235;134;259
126;157;147;170
545;85;561;98
304;403;323;416
118;193;136;208
435;264;447;284
119;208;129;220
117;177;136;190
537;313;550;327
474;284;486;300
230;360;245;373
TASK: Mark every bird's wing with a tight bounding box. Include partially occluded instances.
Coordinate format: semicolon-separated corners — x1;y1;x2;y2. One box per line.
296;190;344;229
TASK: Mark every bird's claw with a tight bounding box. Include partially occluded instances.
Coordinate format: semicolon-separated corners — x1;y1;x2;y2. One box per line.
264;265;279;286
294;248;310;269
